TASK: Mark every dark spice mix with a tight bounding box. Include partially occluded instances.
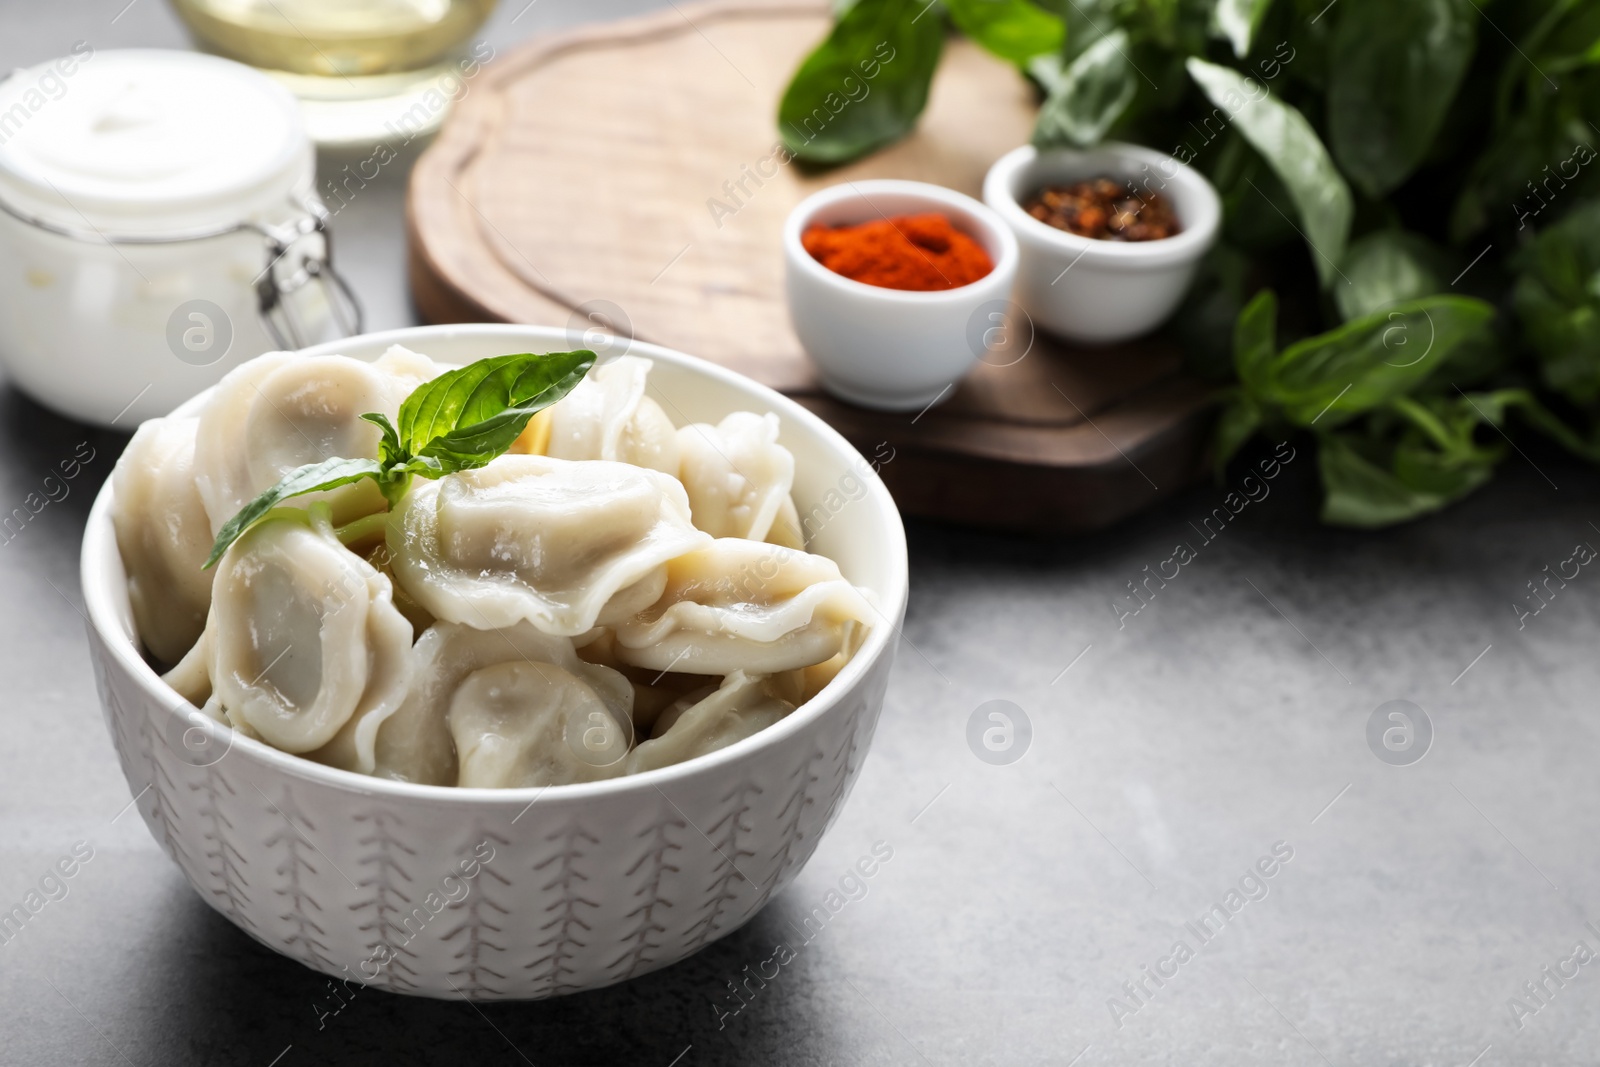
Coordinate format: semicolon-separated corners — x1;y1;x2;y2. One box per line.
1023;178;1182;242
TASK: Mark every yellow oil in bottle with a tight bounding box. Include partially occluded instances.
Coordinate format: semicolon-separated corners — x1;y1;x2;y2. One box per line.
169;0;499;143
171;0;498;77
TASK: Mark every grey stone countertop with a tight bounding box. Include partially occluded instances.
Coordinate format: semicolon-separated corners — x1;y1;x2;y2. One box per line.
4;3;1600;1066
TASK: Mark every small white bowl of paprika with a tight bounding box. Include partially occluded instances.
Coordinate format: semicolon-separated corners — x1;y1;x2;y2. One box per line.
784;179;1018;412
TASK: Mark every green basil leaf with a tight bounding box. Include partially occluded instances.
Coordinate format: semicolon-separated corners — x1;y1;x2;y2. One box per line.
1317;421;1494;528
1514;199;1600;406
1335;231;1449;322
204;457;384;568
1032;29;1137;148
1534;2;1600;71
778;0;945;165
1488;387;1600;462
360;411;404;466
1214;0;1275;59
1209;133;1300;251
945;0;1064;65
1213;390;1264;478
400;455;446;477
1390;443;1497;503
1186;58;1353;288
1212;290;1278;476
1318;432;1427;527
1327;0;1476;198
416;408;549;470
1448;109;1587;241
1058;0;1116;61
1254;295;1495;427
1171;242;1255;380
398;350;595;454
1233;288;1278;387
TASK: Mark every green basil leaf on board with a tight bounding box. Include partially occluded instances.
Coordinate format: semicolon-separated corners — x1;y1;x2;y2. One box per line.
1255;296;1495;427
1185;58;1353;288
1514;200;1600;406
397;351;595;453
778;0;945;165
204;457;384;568
1334;231;1450;322
1326;0;1476;199
1032;30;1138;148
943;0;1064;66
1213;0;1276;59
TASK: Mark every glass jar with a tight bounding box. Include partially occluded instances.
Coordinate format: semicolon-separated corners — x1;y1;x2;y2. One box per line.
0;49;361;427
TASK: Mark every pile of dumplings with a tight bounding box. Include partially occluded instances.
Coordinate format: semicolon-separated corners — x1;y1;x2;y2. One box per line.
111;347;874;788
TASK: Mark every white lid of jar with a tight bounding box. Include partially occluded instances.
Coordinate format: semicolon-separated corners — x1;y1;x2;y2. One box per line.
0;49;313;236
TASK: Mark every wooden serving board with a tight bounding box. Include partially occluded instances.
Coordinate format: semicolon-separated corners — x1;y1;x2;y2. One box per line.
407;0;1216;532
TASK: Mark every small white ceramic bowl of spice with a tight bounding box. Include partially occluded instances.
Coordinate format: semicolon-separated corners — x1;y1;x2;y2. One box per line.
784;179;1018;412
984;143;1220;345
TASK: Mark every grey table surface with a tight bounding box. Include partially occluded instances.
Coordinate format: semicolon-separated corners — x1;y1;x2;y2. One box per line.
5;3;1600;1066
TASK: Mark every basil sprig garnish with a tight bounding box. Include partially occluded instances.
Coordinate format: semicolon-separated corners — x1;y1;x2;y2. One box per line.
203;350;596;568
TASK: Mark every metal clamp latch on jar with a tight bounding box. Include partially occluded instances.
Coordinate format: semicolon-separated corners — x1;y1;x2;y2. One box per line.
249;194;363;350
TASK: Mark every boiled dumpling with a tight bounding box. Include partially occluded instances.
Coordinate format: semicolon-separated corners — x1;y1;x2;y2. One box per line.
676;411;796;542
111;416;215;665
450;661;632;788
370;343;453;394
306;583;413;776
575;628;719;734
612;538;873;675
161;625;212;706
626;671;795;773
386;454;710;636
767;496;807;550
546;355;679;474
374;620;632;786
193;352;410;534
207;510;412;771
362;543;435;634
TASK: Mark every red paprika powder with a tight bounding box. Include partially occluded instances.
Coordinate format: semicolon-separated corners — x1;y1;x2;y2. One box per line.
802;213;993;291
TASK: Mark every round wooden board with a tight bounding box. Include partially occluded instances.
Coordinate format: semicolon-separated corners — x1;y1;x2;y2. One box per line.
408;0;1216;532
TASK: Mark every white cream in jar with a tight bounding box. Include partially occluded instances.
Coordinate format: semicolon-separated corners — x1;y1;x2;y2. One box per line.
0;49;359;427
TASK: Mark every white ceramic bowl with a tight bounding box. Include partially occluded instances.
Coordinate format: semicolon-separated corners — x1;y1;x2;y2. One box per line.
81;324;908;1000
983;143;1220;344
784;179;1018;412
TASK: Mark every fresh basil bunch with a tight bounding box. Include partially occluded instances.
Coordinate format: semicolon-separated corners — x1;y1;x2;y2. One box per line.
780;0;1600;526
205;351;595;567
